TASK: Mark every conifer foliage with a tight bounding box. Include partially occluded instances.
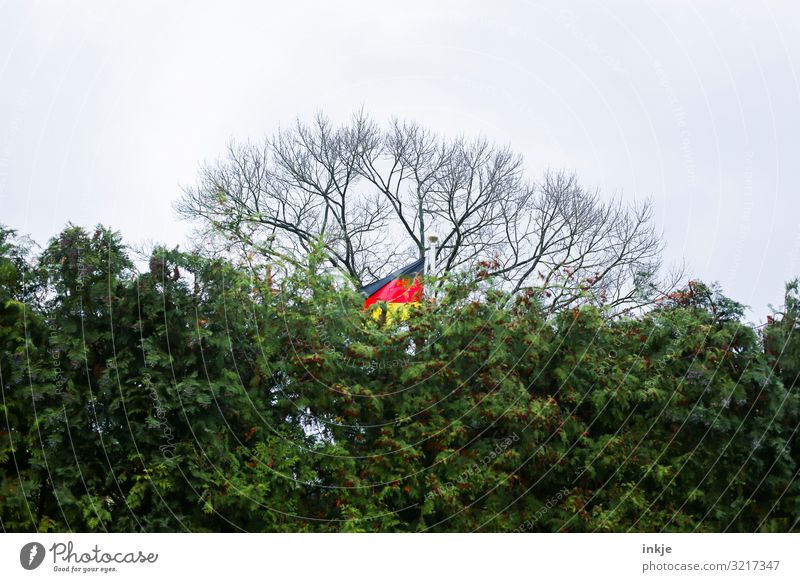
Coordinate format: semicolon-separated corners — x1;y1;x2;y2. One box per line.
1;225;798;532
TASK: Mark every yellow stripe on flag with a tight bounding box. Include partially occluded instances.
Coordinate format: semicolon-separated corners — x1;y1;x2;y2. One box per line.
369;302;419;324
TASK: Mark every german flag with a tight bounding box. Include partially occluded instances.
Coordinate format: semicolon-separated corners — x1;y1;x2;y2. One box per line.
360;257;424;322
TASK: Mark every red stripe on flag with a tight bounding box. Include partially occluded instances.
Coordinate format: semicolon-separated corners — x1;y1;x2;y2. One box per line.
364;277;423;308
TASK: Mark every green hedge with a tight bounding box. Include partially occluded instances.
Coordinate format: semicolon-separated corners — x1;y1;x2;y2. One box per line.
1;225;798;532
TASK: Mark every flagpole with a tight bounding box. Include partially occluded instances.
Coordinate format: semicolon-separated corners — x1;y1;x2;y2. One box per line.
426;234;438;275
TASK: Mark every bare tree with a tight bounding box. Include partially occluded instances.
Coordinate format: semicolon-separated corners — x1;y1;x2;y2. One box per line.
176;111;679;311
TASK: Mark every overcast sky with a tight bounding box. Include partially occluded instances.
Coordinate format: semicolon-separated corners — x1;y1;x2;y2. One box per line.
1;0;798;320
